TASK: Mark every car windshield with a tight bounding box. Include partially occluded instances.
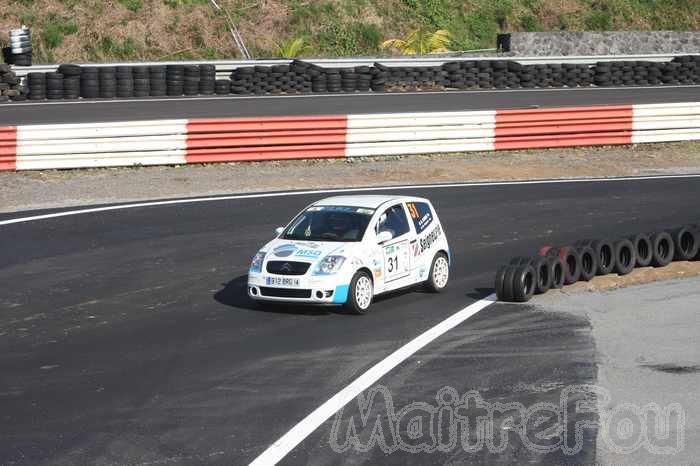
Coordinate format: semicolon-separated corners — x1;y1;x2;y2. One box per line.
282;206;375;242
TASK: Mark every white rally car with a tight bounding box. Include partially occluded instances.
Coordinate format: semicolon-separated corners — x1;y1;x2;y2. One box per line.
247;195;450;314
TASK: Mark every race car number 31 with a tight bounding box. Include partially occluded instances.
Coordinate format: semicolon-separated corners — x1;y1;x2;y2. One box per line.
383;241;409;280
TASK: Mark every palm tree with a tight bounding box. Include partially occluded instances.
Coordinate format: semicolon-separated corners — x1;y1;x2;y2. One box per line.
275;37;311;59
381;27;452;55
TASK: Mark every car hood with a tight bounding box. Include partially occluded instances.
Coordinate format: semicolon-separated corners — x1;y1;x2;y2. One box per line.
261;238;357;263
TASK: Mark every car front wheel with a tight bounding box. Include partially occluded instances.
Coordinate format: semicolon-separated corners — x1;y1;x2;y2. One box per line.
426;252;449;292
345;270;374;314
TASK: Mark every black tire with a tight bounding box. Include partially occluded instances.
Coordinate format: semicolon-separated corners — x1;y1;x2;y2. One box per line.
532;256;552;294
650;232;675;267
496;265;520;302
556;247;582;285
548;256;566;289
670;226;699;261
425;252;449;293
512;265;536;302
577;246;598;281
495;265;509;301
591;239;615;275
613;239;636;275
629;233;653;267
501;265;518;302
345;270;374;315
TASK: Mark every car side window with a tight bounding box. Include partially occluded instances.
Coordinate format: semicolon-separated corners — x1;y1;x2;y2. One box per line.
377;204;410;238
406;201;434;234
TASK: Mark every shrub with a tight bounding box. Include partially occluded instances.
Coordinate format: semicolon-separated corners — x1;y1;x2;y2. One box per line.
41;13;78;49
119;0;143;12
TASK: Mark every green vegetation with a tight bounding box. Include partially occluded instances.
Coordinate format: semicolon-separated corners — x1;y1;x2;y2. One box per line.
382;28;452;55
40;13;77;49
275;37;311;59
0;0;698;63
118;0;143;13
101;37;138;59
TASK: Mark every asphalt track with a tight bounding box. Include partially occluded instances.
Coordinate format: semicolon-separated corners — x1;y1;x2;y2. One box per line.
1;85;699;124
1;175;699;465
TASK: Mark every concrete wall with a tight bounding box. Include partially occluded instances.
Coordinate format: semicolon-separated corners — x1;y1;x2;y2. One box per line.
503;32;700;56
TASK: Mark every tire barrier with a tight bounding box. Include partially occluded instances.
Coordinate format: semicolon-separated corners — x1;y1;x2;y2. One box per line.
0;64;25;103
2;27;32;67
1;101;699;171
1;55;699;103
495;225;700;303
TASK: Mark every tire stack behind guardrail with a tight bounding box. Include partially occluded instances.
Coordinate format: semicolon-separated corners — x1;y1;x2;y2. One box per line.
0;64;26;102
495;225;700;302
3;27;32;66
150;66;166;96
5;55;700;103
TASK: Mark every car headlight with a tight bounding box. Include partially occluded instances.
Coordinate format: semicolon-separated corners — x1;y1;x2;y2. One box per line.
250;251;266;273
314;255;346;275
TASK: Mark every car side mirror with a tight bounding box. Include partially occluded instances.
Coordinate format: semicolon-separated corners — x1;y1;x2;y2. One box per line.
377;231;393;244
275;227;284;236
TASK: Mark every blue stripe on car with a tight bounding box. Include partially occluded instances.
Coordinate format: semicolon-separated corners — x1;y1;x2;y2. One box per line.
332;284;350;304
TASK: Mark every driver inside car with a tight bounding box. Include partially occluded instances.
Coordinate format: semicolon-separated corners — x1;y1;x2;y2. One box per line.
326;212;359;240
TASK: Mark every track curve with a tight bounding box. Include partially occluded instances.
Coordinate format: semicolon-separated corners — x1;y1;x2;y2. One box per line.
1;176;699;465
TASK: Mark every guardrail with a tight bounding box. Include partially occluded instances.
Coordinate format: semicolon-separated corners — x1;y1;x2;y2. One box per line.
1;102;699;171
10;53;692;79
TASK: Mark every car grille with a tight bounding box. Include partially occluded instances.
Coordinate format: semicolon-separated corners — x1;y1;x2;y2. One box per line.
259;287;312;299
266;261;311;276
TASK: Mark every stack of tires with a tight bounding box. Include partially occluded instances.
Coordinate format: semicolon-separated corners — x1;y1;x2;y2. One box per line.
80;67;99;98
149;66;166;96
340;68;359;92
671;56;699;84
229;61;315;95
229;66;254;94
46;72;64;100
595;61;659;87
0;64;27;102
562;64;593;87
323;68;342;93
594;59;699;87
370;63;389;92
515;64;566;88
199;64;216;95
27;72;46;100
132;66;150;97
440;61;495;89
353;66;372;92
99;67;117;99
496;225;700;303
166;65;185;96
58;64;81;99
4;27;32;66
215;79;231;95
115;66;133;98
183;65;200;96
382;65;447;91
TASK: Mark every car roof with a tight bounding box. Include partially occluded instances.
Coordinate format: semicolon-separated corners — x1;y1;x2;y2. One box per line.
313;195;427;209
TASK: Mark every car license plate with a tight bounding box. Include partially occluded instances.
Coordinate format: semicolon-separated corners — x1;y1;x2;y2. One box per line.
265;276;300;287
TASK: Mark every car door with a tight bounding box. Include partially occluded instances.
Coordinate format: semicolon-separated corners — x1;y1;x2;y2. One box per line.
376;204;412;287
405;200;438;282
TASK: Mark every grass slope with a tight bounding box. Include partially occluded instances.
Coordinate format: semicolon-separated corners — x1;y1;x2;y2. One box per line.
1;0;698;63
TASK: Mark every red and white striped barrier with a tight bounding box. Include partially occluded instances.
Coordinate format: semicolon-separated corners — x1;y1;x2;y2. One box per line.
1;102;699;171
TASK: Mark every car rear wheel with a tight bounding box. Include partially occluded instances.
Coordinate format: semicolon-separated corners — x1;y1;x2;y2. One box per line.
345;270;373;314
425;252;449;293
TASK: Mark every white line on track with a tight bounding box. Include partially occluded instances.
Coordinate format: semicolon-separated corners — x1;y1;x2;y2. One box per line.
248;293;497;466
2;174;700;227
5;85;700;107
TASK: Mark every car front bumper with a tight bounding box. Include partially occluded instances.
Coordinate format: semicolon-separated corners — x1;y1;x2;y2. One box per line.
247;272;350;304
